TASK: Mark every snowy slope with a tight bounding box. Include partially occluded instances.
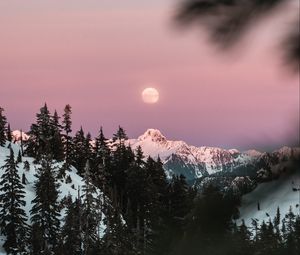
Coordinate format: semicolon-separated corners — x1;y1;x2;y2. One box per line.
239;164;300;226
0;142;105;254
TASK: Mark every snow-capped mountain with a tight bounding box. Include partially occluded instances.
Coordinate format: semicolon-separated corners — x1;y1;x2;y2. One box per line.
11;130;30;142
11;128;300;182
129;129;300;181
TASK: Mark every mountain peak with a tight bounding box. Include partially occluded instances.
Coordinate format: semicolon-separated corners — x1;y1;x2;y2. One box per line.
12;130;30;142
138;129;167;143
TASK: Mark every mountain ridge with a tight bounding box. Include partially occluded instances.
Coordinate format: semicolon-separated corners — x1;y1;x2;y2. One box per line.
128;129;300;180
11;128;300;181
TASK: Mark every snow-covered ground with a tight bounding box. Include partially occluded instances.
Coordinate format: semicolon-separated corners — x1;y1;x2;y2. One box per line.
0;142;105;254
239;167;300;226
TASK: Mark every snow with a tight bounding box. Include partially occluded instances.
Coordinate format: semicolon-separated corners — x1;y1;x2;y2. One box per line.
0;142;106;253
244;149;262;157
11;130;30;142
239;166;300;227
128;129;254;178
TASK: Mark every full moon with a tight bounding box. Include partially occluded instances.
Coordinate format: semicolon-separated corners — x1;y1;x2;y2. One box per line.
142;87;159;104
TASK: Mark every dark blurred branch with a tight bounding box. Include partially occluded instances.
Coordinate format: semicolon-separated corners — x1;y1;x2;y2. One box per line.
175;0;299;70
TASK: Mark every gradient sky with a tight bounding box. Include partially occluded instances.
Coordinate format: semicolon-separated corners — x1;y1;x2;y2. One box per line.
0;0;299;151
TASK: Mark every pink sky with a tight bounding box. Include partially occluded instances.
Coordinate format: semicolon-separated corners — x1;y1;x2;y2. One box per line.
0;1;299;150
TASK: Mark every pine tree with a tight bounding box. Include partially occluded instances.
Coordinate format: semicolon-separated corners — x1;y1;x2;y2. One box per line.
284;206;297;253
30;153;61;254
232;220;253;255
102;204;137;255
144;157;171;255
294;216;300;254
50;110;64;162
124;148;148;251
113;126;128;143
110;126;133;211
0;148;28;254
6;123;12;143
17;150;22;163
71;127;90;176
62;104;72;168
274;207;281;227
61;198;83;255
168;175;191;223
25;104;52;161
93;127;111;188
81;160;102;255
0;107;7;146
20;129;24;156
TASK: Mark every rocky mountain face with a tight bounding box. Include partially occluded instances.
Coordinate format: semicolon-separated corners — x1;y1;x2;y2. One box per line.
129;129;300;183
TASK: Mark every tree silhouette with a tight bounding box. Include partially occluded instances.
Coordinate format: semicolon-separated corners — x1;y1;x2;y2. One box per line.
175;0;299;71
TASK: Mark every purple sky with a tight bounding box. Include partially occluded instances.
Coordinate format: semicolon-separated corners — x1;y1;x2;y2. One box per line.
0;0;299;151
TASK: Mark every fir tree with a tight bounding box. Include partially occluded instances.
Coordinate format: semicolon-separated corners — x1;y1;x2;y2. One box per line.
284;206;297;253
62;104;72;168
6;123;12;143
103;205;137;255
110;126;134;211
20;130;24;156
231;220;253;255
0;148;28;254
294;216;300;253
274;206;281;227
25;104;52;161
61;198;83;255
17;150;22;163
113;126;128;143
0;107;7;146
81;160;102;254
50;110;64;162
30;153;61;254
71;127;92;176
93;127;111;188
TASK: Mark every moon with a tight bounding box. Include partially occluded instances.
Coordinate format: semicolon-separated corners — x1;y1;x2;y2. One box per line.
142;87;159;104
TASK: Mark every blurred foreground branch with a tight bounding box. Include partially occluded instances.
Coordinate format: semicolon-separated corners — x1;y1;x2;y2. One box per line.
175;0;299;71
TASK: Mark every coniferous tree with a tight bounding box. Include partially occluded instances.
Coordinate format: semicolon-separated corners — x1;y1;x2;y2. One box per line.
61;198;83;255
102;205;137;255
81;160;102;255
113;126;128;143
30;153;61;254
274;206;281;227
71;127;90;176
17;150;22;163
6;123;12;143
20;129;24;156
144;157;171;255
25;104;52;161
294;216;300;253
110;126;133;211
284;206;297;253
50;110;64;162
93;127;111;188
231;220;253;255
62;104;72;168
0;148;28;254
125;147;149;251
0;107;7;146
